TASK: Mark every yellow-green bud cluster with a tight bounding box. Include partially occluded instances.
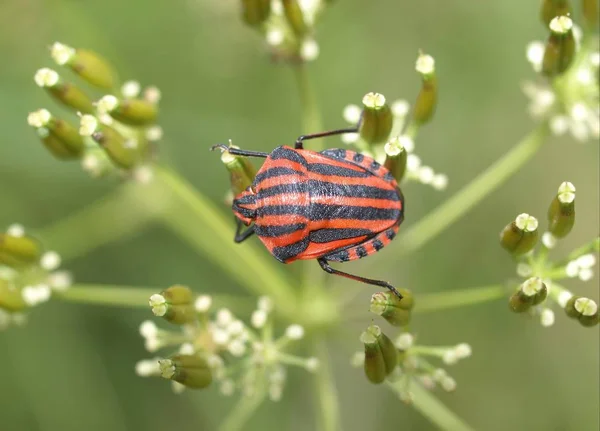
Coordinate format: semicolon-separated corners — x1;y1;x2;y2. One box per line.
360;324;398;384
413;52;438;126
158;354;213;389
547;181;576;238
509;277;548;313
500;213;539;256
542;16;576;77
565;296;599;327
359;92;393;145
370;289;414;326
149;285;195;325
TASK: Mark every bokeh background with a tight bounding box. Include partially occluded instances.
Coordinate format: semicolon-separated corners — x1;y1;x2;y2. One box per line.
1;1;599;430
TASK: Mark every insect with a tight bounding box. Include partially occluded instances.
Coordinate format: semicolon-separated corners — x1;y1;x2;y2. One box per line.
212;127;405;298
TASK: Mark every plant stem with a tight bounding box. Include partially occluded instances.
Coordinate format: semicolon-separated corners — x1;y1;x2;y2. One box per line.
218;384;266;431
153;165;299;317
415;285;507;314
387;380;475;431
399;123;549;256
312;339;341;431
55;284;253;313
37;182;165;261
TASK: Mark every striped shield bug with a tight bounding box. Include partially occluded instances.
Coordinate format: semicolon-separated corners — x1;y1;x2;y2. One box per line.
212;127;405;298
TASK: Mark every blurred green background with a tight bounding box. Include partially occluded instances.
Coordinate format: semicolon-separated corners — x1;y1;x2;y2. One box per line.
1;1;598;430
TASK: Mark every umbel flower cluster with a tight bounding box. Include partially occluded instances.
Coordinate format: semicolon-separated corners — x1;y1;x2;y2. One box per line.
0;225;70;329
28;42;163;181
500;182;599;327
136;285;318;399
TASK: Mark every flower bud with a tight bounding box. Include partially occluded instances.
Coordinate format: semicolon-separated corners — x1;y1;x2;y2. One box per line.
541;16;576;77
97;95;158;126
218;145;258;196
282;0;307;37
582;0;599;28
547;181;575;238
27;109;84;159
241;0;271;26
0;279;28;312
500;214;539;256
360;325;398;384
509;291;533;313
0;232;41;268
370;290;413;327
34;68;94;113
359;92;393;145
80;116;142;169
384;137;408;183
413;52;438;126
565;296;599;326
158;354;212;389
50;42;116;89
521;277;548;305
149;286;196;325
540;0;572;26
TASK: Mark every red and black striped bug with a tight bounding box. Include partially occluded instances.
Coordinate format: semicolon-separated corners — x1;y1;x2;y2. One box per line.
212;127;405;298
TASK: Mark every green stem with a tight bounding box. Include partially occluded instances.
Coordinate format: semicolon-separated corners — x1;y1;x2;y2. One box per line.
312;339;341;431
389;380;475;431
399;123;549;256
37;181;165;261
218;385;267;431
56;284;253;313
415;285;507;314
153;165;298;317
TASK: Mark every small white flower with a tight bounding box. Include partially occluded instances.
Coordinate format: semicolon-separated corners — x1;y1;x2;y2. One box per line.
47;271;72;291
121;80;141;98
220;379;235;396
227;339;247;357
557;290;574;308
149;294;167;317
526;41;545;72
343;104;362;124
139;320;158;338
300;39;319;62
21;284;51;306
133;166;154;184
418;166;435;184
212;328;231;346
171;381;186;394
266;29;285;46
135;358;161;376
406;154;421;172
540;308;555;327
574;298;597;316
441;376;457;392
341;133;359;144
395;333;414;350
257;296;273;312
549;115;569;135
415;53;435;75
79;115;99;136
350;351;365;367
431;174;448;191
34;68;59;87
432;368;447;382
285;324;305;340
454;343;472;359
442;350;458;365
50;42;76;65
228;320;245;336
97;95;119;114
144;86;161;104
541;232;557;249
391;100;410;118
40;251;61;271
578;268;594;282
6;224;25;237
305;357;320;372
565;261;580;278
194;295;212;312
216;308;234;326
146;126;163;141
576;254;596;269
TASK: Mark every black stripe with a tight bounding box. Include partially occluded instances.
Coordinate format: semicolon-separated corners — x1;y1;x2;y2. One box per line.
356;246;367;258
353;153;364;163
254;223;306;237
320;148;346;160
384;172;395;183
386;229;396;240
322;248;350;262
257;182;308;198
235;194;256;205
270;146;308;166
310;228;373;243
308;163;369;178
308;180;399;201
373;239;384;251
255;167;305;183
310;204;399;221
258;205;309;216
272;237;310;262
370;160;381;171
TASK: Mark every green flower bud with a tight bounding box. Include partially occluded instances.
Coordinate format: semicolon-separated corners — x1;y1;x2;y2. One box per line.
50;42;117;89
80;115;142;169
384;137;408;183
149;285;195;325
282;0;307;37
158;354;212;389
500;213;539;256
27;109;84;159
241;0;271;26
548;181;575;238
520;277;548;306
413;52;438;126
0;279;28;312
509;291;533;313
359;92;393;145
582;0;599;28
370;290;413;327
542;16;576;77
565;296;599;326
218;144;258;196
97;95;158;126
540;0;572;26
0;233;41;268
34;68;94;114
360;325;398;384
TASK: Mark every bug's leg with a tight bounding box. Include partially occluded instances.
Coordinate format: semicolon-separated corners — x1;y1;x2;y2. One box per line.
317;258;403;299
234;219;256;243
295;126;359;150
211;144;269;158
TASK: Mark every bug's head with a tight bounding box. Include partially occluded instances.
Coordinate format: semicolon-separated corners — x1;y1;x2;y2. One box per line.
232;186;257;225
